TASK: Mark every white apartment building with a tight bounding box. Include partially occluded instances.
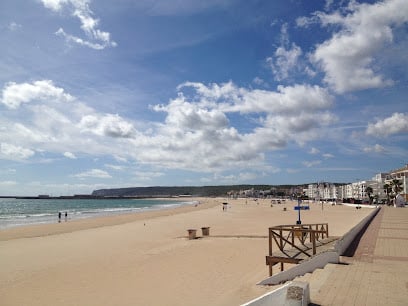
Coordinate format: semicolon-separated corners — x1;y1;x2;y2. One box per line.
305;165;407;203
307;183;337;200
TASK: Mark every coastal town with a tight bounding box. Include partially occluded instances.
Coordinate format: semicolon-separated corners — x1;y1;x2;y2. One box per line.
227;164;408;205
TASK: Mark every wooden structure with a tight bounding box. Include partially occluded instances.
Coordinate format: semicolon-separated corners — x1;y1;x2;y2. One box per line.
265;223;332;276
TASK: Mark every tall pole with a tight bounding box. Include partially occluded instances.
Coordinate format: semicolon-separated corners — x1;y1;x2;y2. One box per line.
297;198;302;224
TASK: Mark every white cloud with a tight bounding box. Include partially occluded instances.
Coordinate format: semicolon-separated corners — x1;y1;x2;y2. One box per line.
178;82;333;115
266;23;302;81
322;153;334;159
302;160;321;168
79;114;135;138
363;144;386;153
7;22;22;31
41;0;116;50
366;112;408;137
105;164;125;171
0;143;35;160
142;81;336;170
1;80;74;109
310;0;408;93
309;147;320;154
0;180;17;186
73;168;111;179
0;79;336;173
64;151;77;159
252;77;268;87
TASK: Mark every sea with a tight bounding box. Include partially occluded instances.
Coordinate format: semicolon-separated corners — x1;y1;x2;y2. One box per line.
0;198;197;230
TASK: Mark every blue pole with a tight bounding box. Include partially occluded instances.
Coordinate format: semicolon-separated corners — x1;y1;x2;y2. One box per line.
297;198;302;224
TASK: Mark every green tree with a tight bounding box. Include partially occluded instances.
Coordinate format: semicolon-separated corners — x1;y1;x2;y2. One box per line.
365;186;373;204
383;183;392;205
391;179;403;195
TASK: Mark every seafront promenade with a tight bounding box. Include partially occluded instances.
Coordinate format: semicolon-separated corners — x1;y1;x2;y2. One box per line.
299;206;408;305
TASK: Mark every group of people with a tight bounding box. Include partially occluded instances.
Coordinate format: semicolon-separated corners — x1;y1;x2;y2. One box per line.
58;211;68;222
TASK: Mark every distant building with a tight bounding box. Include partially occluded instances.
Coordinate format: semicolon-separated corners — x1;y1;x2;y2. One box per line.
307;183;337;200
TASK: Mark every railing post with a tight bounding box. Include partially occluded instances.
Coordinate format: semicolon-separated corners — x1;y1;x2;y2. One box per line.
291;226;294;245
312;231;316;254
279;228;283;251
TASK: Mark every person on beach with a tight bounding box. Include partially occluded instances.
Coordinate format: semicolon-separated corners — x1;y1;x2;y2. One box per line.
65;211;68;221
58;211;62;223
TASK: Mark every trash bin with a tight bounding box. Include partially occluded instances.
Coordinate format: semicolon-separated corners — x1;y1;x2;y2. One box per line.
187;229;197;240
201;227;210;236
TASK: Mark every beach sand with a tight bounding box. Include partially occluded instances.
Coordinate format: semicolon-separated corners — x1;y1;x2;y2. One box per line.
0;198;373;306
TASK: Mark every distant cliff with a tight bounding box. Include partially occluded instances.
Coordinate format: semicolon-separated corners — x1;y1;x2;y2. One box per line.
91;184;294;198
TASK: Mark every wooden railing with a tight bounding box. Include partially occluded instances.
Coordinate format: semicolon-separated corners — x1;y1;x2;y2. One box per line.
266;223;329;276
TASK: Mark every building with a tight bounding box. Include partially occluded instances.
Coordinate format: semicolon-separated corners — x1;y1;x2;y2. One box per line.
307;183;337;201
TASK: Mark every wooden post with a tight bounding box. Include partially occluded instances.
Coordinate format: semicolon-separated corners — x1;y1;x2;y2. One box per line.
312;231;316;254
279;228;283;251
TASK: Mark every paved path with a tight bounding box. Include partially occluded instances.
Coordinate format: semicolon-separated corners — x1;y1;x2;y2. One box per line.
309;206;408;305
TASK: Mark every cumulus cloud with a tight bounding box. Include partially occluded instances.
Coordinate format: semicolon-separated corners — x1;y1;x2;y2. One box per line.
79;114;135;138
1;80;73;109
41;0;116;50
309;0;408;93
0;78;336;173
178;81;333;115
0;143;35;160
142;81;336;170
366;112;408;137
73;168;111;179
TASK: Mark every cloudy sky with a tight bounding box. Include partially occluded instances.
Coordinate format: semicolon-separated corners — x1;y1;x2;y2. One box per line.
0;0;407;196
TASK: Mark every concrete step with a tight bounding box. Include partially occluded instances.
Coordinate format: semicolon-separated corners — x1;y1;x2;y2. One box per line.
310;263;357;305
293;272;313;282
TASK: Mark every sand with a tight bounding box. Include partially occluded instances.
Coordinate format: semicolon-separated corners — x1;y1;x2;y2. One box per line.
0;198;374;306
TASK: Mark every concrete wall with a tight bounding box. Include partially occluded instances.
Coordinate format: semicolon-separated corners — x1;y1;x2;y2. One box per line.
334;207;380;255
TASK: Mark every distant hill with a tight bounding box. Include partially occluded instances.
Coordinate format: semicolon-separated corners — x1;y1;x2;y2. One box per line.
91;184;301;198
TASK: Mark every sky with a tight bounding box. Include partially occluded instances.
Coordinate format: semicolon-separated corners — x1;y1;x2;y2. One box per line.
0;0;407;196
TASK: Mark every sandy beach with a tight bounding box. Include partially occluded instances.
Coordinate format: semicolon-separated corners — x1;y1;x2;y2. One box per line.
0;198;374;305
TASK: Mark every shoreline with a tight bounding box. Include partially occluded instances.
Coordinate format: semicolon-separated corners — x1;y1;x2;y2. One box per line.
0;197;219;241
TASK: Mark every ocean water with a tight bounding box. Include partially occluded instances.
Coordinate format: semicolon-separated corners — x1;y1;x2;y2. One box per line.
0;198;196;230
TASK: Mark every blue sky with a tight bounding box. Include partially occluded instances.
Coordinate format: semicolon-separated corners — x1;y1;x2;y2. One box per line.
0;0;407;196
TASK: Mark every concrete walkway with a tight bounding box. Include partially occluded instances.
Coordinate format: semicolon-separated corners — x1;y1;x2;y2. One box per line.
305;206;408;305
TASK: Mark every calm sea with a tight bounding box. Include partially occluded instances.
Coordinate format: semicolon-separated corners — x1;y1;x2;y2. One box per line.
0;198;196;230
